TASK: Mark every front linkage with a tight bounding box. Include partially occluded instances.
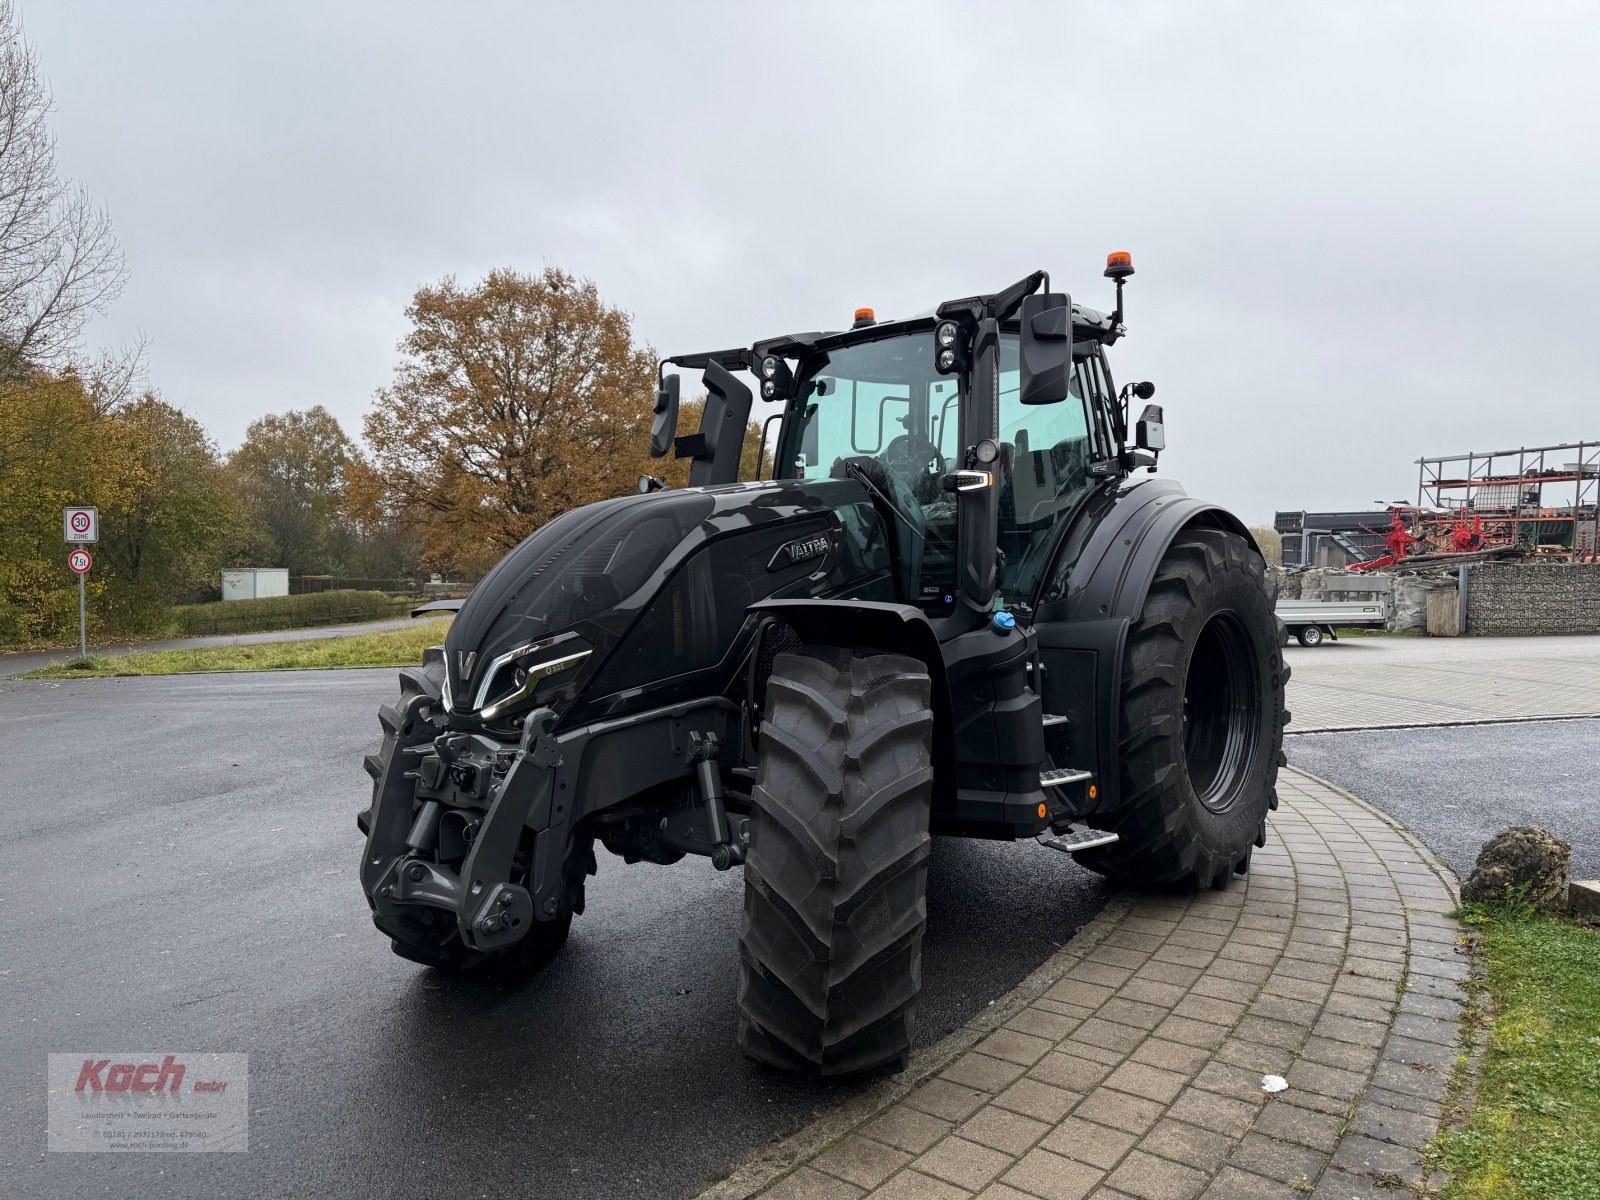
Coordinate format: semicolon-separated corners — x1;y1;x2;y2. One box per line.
360;656;570;963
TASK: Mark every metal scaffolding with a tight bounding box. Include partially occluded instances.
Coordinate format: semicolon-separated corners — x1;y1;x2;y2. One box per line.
1416;440;1600;562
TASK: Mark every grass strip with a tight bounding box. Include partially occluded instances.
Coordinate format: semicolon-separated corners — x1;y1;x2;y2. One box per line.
22;620;451;678
1439;902;1600;1199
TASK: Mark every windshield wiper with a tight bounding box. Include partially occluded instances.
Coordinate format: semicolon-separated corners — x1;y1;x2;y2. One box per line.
843;460;925;543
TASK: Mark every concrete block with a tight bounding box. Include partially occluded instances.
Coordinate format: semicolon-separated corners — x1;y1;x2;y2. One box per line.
1567;880;1600;919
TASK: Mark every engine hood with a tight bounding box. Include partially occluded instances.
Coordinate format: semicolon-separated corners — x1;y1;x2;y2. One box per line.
442;477;877;714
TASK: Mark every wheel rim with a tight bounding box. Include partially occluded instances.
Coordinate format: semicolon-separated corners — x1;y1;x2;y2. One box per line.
1181;611;1262;813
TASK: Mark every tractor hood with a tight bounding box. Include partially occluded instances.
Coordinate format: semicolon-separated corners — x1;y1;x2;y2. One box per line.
442;490;716;714
441;478;886;721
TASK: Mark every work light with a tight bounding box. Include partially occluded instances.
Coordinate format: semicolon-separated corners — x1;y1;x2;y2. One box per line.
937;348;956;371
936;321;958;348
760;355;779;379
761;379;777;399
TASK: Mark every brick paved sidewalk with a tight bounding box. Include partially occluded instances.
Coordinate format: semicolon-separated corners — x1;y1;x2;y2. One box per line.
703;770;1474;1200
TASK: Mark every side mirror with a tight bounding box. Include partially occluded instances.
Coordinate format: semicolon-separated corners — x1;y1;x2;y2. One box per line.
1132;380;1155;401
649;374;680;458
1018;292;1072;405
1136;403;1165;452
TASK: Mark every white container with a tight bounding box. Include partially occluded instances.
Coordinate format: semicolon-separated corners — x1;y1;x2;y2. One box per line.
222;568;290;601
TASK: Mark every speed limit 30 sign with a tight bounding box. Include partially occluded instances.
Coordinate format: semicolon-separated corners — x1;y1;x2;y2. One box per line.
69;549;92;574
64;506;98;543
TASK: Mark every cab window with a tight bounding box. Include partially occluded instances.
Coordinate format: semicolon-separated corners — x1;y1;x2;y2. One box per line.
994;341;1100;601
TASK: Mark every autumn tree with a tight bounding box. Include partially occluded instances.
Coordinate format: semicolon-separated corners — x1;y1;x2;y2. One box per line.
0;377;236;641
228;405;356;575
95;396;240;629
353;267;661;574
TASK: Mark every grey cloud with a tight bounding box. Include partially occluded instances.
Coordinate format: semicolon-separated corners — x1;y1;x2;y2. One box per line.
32;0;1600;521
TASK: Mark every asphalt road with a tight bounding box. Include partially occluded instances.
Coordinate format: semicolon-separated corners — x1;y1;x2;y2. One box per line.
1288;718;1600;880
0;616;428;677
0;670;1106;1199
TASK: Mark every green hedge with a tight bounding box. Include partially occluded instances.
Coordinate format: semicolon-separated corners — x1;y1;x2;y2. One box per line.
171;590;416;636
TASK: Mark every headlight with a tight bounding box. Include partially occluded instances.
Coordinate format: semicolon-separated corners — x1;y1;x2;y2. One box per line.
936;321;959;348
761;379;777;399
479;649;590;721
760;355;780;379
937;348;956;371
465;632;592;721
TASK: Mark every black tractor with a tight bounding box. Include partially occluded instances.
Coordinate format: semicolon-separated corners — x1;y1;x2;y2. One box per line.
358;256;1289;1077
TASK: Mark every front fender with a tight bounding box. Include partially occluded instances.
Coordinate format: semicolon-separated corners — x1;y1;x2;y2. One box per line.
746;598;955;808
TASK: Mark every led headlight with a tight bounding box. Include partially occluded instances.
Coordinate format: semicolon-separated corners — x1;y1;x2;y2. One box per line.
936;321;959;348
761;379;777;399
464;632;592;720
937;348;956;371
760;355;780;379
479;649;590;720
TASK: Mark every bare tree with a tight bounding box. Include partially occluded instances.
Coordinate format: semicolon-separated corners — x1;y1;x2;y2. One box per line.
0;0;127;378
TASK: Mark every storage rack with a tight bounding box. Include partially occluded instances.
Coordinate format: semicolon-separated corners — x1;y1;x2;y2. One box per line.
1416;441;1600;562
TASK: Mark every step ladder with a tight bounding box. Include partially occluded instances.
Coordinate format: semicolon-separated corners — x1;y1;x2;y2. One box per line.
1039;766;1092;789
1037;823;1119;854
1035;709;1115;853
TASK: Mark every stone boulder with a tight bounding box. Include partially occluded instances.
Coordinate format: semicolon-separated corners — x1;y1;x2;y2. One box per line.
1461;826;1572;910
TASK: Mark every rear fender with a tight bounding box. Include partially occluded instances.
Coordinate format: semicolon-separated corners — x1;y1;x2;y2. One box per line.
746;598;955;808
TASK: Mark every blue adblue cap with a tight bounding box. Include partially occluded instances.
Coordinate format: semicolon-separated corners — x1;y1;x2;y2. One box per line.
991;611;1016;635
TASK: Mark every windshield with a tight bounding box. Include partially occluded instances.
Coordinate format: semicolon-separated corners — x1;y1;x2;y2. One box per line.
782;330;1100;610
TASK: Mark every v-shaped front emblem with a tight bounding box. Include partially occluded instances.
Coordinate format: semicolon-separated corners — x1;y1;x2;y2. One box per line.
458;650;477;679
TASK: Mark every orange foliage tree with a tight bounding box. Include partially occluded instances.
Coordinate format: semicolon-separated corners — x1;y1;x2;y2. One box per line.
351;267;670;576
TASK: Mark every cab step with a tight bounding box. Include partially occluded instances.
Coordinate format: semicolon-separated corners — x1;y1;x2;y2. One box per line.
1036;823;1119;854
1040;766;1092;788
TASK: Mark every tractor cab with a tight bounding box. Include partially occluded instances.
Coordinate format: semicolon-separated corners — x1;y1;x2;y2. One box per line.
651;261;1163;638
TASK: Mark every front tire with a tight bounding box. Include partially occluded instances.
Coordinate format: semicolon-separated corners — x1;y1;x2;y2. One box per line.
737;648;934;1077
1078;528;1287;889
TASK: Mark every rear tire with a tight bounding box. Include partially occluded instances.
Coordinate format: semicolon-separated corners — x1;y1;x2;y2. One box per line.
737;648;934;1077
1296;625;1323;647
1077;528;1287;889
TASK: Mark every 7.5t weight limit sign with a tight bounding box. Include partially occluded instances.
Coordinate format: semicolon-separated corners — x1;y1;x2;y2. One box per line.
69;549;92;573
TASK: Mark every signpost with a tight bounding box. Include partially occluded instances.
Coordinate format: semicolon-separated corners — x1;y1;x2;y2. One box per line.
64;507;97;659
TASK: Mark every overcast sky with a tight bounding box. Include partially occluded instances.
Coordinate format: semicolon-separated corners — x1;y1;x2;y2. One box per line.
28;0;1600;523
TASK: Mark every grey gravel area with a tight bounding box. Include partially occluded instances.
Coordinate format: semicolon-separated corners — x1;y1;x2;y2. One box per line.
1287;718;1600;880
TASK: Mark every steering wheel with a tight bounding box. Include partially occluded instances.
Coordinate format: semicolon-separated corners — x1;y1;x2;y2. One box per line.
881;434;947;487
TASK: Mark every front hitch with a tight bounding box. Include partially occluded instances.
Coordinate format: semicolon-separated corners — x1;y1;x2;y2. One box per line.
362;707;562;952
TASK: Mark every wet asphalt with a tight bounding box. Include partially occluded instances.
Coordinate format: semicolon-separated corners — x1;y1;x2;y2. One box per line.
1287;718;1600;881
0;670;1107;1200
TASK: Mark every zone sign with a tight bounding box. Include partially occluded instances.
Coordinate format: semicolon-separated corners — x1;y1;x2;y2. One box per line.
64;506;99;543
